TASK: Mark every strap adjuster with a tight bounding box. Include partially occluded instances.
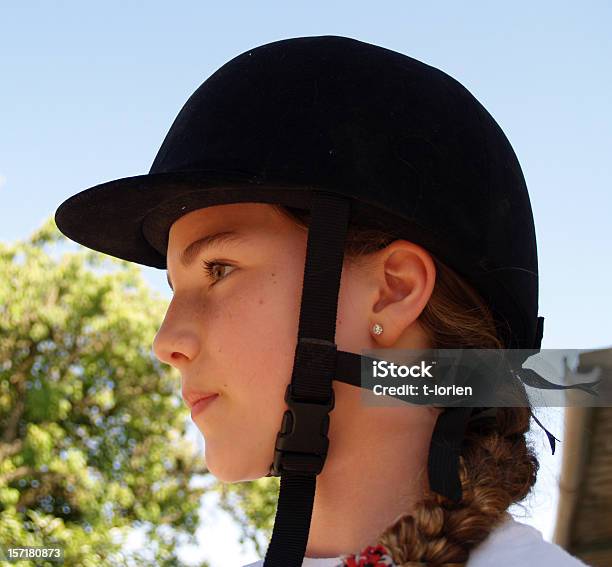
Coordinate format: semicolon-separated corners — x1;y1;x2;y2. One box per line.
270;383;335;476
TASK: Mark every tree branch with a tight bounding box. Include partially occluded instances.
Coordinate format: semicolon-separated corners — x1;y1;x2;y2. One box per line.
0;438;23;461
0;465;34;485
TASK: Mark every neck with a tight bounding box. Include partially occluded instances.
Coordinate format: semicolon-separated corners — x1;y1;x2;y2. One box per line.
304;395;435;558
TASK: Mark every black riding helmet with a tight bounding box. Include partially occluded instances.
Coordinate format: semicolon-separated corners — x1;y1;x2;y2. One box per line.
54;35;598;566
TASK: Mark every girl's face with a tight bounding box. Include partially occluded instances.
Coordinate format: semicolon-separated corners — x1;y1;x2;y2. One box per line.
152;202;435;482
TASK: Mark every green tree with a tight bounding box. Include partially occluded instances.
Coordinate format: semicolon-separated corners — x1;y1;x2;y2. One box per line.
0;217;220;566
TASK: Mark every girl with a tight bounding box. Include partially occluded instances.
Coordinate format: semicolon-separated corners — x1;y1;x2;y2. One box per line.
55;35;592;566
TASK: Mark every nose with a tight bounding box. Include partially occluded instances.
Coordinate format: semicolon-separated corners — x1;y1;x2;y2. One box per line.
152;319;200;369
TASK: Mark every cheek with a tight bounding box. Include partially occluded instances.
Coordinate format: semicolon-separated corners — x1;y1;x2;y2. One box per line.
201;270;301;480
210;268;301;395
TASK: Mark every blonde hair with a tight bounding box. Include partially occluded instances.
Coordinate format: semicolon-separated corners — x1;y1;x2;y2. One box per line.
272;204;539;567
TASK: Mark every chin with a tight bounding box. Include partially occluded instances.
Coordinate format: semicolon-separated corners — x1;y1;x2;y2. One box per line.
205;445;271;483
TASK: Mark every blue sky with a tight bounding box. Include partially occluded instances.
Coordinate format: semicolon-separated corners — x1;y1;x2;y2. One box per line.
2;2;611;565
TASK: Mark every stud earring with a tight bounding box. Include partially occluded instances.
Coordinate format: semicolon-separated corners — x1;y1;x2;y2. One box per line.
372;323;384;335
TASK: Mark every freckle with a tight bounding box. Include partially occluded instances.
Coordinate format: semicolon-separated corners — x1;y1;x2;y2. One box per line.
259;298;264;305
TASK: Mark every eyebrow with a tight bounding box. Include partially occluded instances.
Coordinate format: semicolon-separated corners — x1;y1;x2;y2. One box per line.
166;230;246;291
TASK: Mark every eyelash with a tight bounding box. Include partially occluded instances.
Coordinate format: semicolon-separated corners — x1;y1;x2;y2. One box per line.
201;259;234;284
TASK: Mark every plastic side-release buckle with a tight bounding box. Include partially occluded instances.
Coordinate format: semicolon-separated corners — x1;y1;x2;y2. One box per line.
270;382;336;476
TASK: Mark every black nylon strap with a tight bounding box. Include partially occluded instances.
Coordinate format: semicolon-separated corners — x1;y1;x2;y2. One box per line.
427;405;473;502
534;316;544;350
264;473;317;565
263;192;350;567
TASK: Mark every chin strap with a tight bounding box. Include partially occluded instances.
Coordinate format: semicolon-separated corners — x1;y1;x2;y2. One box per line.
263;192;350;567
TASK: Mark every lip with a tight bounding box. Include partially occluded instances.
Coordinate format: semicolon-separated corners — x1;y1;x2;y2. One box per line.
190;394;219;418
183;388;219;409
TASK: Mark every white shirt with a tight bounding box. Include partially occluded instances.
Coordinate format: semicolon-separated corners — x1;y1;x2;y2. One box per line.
241;513;590;567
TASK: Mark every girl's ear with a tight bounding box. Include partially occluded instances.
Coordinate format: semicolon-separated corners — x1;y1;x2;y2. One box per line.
368;241;436;348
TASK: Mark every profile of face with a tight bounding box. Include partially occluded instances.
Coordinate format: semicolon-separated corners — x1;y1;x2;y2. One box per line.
152;202;438;483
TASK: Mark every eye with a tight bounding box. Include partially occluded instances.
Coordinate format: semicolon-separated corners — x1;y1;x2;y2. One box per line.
201;259;236;284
